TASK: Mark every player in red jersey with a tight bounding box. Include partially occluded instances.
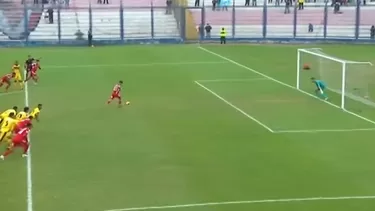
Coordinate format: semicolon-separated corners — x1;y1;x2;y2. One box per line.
0;72;16;91
0;123;32;160
14;116;33;133
107;80;123;106
25;59;41;84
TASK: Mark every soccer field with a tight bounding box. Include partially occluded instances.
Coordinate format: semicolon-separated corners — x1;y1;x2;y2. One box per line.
1;44;375;211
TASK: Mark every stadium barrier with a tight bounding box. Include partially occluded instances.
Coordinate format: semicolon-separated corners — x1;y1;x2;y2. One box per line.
0;1;374;47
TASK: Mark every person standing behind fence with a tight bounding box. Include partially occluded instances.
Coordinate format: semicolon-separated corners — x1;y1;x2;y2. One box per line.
221;0;228;11
47;7;53;24
371;25;375;39
284;0;291;13
205;23;212;38
88;30;93;46
212;0;217;10
166;0;172;14
220;27;226;44
195;0;199;6
245;0;250;6
103;0;108;4
298;0;304;10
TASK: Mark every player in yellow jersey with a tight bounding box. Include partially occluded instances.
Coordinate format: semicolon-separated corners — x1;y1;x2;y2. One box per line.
16;107;30;121
0;106;18;124
0;113;16;143
30;104;42;122
12;61;24;89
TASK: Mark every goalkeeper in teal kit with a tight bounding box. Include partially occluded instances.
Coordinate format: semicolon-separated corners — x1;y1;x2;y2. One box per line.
311;77;328;100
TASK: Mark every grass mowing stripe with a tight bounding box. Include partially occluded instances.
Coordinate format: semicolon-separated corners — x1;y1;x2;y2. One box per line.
194;81;274;133
43;61;227;69
196;78;269;83
0;90;23;97
274;128;375;133
198;46;375;126
105;195;375;211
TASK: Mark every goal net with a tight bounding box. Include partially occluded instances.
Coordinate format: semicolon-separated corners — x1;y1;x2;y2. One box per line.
297;48;374;112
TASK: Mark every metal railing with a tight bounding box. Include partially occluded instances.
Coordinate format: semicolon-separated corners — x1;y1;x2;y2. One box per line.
0;1;374;46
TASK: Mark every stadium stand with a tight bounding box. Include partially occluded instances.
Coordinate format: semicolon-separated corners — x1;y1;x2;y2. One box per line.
28;0;179;40
189;0;375;38
0;2;43;41
0;0;374;41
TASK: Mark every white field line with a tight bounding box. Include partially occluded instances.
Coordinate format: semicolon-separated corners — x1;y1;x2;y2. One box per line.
42;61;227;69
198;46;375;126
196;78;269;83
194;81;274;133
0;90;23;97
105;195;375;211
274;128;375;133
24;70;33;211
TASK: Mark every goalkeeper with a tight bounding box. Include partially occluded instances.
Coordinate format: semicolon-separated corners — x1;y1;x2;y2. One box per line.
311;77;328;100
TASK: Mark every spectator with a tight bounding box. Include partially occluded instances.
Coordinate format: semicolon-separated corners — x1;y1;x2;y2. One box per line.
217;0;221;10
252;0;257;6
75;30;84;40
334;0;340;14
103;0;108;4
298;0;304;10
308;23;313;32
205;23;212;38
166;0;172;14
195;0;199;7
97;0;101;4
221;0;228;11
268;0;273;3
284;0;291;13
275;0;280;6
371;25;375;39
88;29;93;46
47;7;53;24
245;0;250;6
212;0;217;10
34;0;38;4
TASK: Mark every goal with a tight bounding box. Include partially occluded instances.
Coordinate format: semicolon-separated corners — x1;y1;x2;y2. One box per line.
296;48;374;111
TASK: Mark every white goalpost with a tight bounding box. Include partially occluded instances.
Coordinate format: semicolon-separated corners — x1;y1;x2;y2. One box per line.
296;48;374;111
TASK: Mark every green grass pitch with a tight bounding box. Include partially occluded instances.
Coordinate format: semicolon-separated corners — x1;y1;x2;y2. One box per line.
0;44;375;211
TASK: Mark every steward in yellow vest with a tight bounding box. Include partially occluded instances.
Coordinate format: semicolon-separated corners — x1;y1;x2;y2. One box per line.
220;27;226;44
298;0;304;10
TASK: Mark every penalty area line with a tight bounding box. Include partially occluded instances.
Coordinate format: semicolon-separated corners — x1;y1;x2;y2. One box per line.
198;46;375;126
105;195;375;211
194;81;274;133
274;128;375;133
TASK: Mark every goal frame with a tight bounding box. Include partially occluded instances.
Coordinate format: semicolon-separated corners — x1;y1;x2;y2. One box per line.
296;48;373;109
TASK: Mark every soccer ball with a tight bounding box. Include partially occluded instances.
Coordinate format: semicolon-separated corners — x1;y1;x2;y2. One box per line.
125;101;130;105
303;64;311;70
